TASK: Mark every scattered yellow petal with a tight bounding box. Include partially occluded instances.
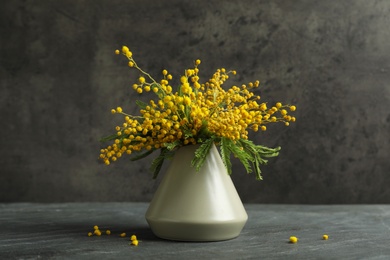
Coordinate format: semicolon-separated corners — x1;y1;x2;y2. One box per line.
131;240;139;246
323;234;329;240
130;235;137;241
87;232;93;237
106;230;111;235
289;236;298;243
120;233;126;237
93;225;99;230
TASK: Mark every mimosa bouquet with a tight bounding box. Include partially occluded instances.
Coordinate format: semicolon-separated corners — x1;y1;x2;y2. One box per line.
99;46;296;180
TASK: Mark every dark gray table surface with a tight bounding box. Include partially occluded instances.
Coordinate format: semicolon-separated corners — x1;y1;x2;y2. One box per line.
1;203;389;259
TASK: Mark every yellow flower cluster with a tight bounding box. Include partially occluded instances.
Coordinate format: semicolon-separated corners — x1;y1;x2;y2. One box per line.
99;46;296;166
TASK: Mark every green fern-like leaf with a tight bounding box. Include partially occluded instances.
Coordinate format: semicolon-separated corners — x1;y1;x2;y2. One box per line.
196;120;211;142
220;137;232;175
183;128;193;139
135;100;148;109
164;140;181;151
237;139;281;180
191;138;214;171
256;145;281;157
150;148;174;179
228;140;253;174
129;149;154;161
99;134;119;142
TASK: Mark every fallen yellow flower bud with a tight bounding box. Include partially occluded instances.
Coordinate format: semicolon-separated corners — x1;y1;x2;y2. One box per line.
289;236;298;243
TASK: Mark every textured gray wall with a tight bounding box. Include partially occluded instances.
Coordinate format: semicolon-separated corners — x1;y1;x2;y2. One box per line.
1;0;390;203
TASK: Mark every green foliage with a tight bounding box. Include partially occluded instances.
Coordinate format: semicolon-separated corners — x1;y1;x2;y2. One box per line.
184;137;282;180
191;138;215;171
164;140;181;151
220;138;233;175
135;100;148;109
196;120;212;142
150;148;175;179
99;134;118;142
237;139;281;180
129;149;154;161
183;128;193;139
220;137;254;175
115;133;281;180
125;137;280;180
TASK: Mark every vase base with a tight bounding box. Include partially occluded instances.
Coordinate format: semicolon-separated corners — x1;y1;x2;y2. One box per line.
146;218;247;242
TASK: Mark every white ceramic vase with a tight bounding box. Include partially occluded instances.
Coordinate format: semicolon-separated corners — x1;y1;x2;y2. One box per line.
145;143;248;241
